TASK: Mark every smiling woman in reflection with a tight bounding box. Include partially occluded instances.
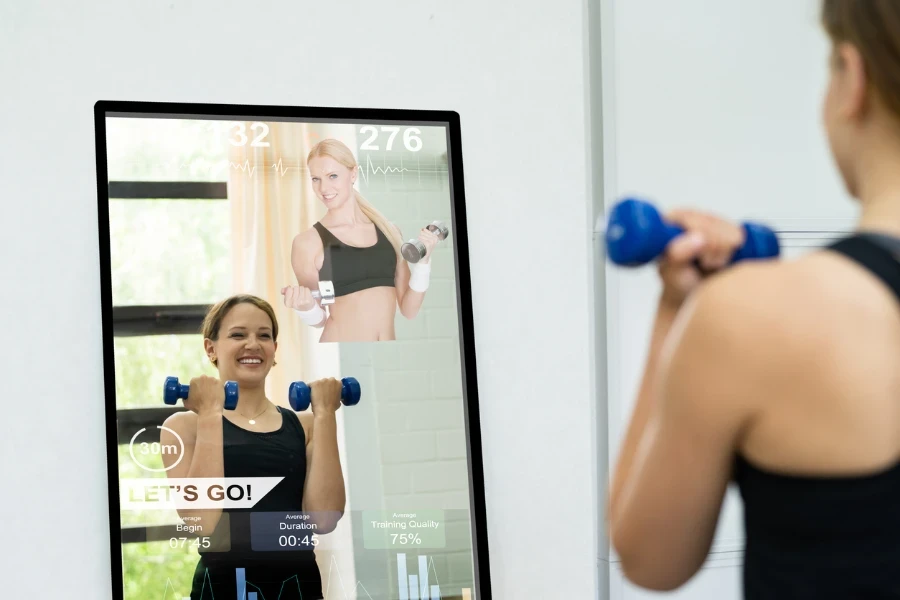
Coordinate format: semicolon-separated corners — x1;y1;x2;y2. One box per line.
281;138;441;342
160;295;345;600
608;2;900;598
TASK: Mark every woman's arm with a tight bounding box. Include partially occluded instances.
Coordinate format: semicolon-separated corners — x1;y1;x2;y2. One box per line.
608;298;680;520
607;210;762;590
394;224;440;319
160;410;225;536
288;231;327;328
300;379;346;534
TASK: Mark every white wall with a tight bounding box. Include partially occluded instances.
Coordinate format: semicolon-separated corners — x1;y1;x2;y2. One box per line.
598;0;859;598
1;1;599;599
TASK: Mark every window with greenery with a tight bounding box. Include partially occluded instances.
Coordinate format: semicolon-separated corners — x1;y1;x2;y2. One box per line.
108;117;230;600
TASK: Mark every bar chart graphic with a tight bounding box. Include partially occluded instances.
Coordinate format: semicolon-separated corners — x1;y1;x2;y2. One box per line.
161;557;474;600
397;552;448;600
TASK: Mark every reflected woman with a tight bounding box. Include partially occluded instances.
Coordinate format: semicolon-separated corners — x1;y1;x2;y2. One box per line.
281;138;441;342
161;295;346;600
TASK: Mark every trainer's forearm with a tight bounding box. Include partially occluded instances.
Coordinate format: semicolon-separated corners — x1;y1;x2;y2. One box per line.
304;413;346;530
181;413;225;535
399;287;426;318
608;300;680;528
399;261;430;318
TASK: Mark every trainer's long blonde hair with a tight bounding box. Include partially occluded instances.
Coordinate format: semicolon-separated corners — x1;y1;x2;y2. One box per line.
307;138;403;258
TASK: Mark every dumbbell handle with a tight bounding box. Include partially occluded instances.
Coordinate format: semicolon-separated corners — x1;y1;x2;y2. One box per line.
605;198;780;266
288;377;361;412
164;376;239;411
402;221;450;263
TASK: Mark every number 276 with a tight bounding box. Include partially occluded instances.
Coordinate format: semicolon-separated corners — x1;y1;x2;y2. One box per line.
359;126;422;152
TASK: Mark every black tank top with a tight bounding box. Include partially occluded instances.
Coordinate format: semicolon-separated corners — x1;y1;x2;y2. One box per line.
313;221;396;296
734;232;900;599
199;406;313;562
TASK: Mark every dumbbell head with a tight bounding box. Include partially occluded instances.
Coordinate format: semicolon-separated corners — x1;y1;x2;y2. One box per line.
401;240;427;263
341;377;361;406
606;198;672;266
426;221;450;241
288;381;311;412
223;381;239;410
163;376;186;406
732;222;780;262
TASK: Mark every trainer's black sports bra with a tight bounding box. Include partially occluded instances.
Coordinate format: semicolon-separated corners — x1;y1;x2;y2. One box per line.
313;221;396;297
734;232;900;599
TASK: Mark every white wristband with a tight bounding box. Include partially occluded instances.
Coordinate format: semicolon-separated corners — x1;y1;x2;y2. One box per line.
294;303;325;326
408;261;431;293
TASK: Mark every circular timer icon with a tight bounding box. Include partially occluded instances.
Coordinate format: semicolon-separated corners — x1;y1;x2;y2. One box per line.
129;426;185;473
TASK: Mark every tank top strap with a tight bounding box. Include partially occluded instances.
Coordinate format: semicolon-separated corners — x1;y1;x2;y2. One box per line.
312;221;341;247
826;232;900;304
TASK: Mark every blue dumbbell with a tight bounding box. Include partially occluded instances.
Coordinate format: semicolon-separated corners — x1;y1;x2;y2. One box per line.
164;376;239;411
288;377;361;412
605;197;780;266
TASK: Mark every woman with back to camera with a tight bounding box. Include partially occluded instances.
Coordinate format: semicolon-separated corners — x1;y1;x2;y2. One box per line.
160;294;346;600
281;138;442;342
608;2;900;598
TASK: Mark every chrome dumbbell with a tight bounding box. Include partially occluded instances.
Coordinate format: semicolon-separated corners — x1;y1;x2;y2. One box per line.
401;221;450;263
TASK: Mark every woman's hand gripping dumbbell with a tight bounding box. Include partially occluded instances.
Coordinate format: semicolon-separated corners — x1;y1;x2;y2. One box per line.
281;281;336;328
288;377;361;412
401;221;449;263
604;197;780;267
164;375;239;412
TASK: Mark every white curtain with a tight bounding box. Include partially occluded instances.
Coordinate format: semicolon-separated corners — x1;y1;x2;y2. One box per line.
227;120;359;596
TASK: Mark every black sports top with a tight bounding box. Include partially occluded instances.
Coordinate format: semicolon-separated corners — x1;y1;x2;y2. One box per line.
190;406;322;599
313;221;396;297
734;233;900;599
199;405;313;561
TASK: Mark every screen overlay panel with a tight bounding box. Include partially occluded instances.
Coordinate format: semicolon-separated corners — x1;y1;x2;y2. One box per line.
95;103;488;600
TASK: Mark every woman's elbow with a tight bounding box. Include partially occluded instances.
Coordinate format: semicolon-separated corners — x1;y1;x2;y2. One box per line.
619;557;686;592
310;510;344;534
615;539;693;592
398;303;420;320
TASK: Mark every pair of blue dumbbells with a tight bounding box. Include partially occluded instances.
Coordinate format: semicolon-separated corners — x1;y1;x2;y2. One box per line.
163;376;361;412
605;197;780;266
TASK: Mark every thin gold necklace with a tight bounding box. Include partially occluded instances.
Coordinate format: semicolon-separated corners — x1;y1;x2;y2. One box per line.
241;402;270;425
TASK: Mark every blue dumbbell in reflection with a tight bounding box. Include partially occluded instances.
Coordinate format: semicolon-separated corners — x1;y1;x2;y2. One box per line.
605;197;780;266
163;376;239;411
288;377;362;412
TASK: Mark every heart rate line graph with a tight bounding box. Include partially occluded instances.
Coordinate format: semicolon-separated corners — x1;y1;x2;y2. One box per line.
127;153;446;185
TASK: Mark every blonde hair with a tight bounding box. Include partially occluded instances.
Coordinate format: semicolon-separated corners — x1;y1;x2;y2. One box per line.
307;138;403;257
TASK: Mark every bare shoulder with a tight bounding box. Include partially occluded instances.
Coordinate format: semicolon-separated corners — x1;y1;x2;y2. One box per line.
672;261;827;374
681;250;898;374
292;227;322;254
